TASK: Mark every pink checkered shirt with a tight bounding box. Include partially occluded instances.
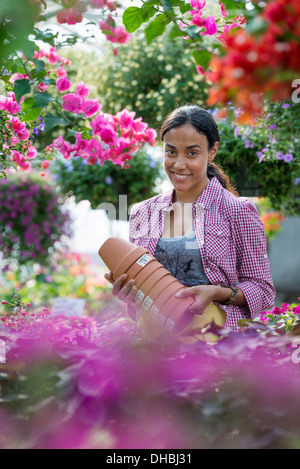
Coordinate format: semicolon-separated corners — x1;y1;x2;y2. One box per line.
129;177;276;331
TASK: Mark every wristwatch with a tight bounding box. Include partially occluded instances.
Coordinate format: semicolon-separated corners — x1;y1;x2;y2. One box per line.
224;286;238;305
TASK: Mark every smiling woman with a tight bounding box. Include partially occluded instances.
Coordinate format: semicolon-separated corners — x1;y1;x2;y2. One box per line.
105;105;276;336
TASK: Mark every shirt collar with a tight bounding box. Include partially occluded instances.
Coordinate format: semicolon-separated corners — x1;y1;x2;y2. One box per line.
157;177;223;211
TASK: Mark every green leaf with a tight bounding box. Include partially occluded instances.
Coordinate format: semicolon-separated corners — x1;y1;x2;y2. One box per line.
33;92;55;109
22;38;37;60
192;48;212;70
144;14;170;45
13;79;31;103
21;107;43;122
180;2;191;14
122;7;144;32
169;24;187;40
44;114;70;132
31;59;46;80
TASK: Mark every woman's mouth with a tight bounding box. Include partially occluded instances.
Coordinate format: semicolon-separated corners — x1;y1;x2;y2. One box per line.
171;172;192;181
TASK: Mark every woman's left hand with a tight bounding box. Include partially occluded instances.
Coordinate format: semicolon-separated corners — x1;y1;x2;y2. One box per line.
175;285;218;315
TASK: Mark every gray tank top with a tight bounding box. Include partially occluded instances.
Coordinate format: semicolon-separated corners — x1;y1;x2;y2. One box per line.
154;230;210;287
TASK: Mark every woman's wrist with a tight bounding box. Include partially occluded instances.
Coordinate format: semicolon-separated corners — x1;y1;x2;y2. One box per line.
211;285;234;304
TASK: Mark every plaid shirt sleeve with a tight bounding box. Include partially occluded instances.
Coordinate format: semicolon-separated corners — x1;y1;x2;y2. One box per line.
232;198;276;319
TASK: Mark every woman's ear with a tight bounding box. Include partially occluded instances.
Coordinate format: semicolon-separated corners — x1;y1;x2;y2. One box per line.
208;141;219;162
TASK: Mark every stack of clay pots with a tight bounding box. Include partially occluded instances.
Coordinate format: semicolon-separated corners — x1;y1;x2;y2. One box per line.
98;236;226;339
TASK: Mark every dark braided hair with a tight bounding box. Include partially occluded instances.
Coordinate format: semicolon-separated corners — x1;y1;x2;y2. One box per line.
160;105;238;196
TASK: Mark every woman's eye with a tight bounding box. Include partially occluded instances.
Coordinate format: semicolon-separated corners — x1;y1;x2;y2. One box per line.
165;149;175;155
188;151;197;156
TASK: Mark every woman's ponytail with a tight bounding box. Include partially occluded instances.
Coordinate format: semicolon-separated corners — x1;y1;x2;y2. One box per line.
207;162;238;196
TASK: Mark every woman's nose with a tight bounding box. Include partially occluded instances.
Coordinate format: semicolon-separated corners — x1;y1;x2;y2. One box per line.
173;155;187;170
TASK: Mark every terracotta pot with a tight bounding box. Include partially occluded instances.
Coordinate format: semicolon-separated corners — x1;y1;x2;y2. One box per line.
135;267;171;296
98;236;137;274
113;246;151;281
147;281;186;327
136;271;178;313
145;275;179;305
98;236;226;341
125;256;156;280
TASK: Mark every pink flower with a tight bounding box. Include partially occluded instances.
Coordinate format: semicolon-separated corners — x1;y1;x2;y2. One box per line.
62;93;82;113
26;146;37;159
100;22;131;44
99;125;116;144
144;127;157;145
196;65;206;75
56;75;71;93
10;118;30;141
204;15;217;35
48;47;59;64
112;26;131;44
0;96;21;114
52;136;73;159
116;109;136;129
75;82;90;99
89;0;107;7
191;13;205;27
90;113;107;135
41;160;50;170
81;99;101;118
190;0;206;12
9;73;29;85
219;1;228;17
86;155;98;165
57;8;83;25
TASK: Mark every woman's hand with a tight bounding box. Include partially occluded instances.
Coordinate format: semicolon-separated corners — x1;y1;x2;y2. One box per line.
175;285;222;315
175;284;243;314
104;272;138;308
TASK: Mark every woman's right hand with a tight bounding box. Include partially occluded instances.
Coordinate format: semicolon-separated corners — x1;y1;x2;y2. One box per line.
104;272;138;308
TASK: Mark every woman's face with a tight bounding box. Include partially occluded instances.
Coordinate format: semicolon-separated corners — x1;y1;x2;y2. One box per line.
163;123;219;202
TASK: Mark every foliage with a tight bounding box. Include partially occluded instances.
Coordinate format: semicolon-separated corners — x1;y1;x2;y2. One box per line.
0;43;157;176
0;173;72;269
122;0;300;122
0;297;300;448
258;301;300;335
95;29;209;131
51;148;164;218
215;101;300;212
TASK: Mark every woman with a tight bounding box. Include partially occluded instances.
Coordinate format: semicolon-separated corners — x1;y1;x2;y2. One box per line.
105;105;276;332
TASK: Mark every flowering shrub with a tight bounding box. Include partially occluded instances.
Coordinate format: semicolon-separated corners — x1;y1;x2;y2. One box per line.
0;85;45;173
1;297;300;448
216;104;300;211
258;301;300;335
0;174;72;269
1;43;157;176
206;0;300;121
95;30;209;130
